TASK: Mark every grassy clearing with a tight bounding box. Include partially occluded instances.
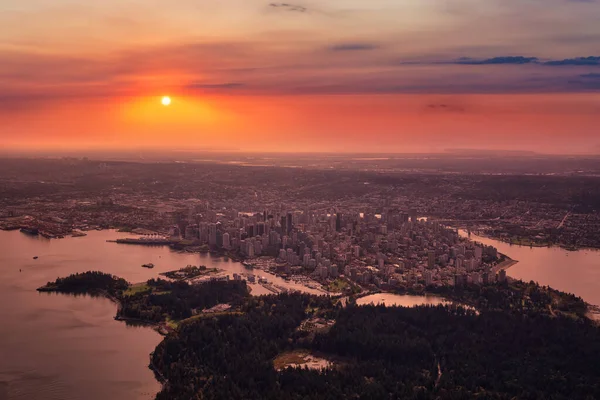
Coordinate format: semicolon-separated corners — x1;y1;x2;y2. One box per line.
123;283;151;297
273;350;334;371
165;317;180;330
185;311;243;322
508;237;551;247
328;278;349;293
273;351;311;370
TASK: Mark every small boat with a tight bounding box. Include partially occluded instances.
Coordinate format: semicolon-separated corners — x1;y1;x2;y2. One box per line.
33;256;39;260
142;263;155;269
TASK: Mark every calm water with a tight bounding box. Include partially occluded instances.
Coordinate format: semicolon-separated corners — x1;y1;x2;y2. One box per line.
357;293;448;307
459;230;600;305
3;227;599;399
0;229;320;400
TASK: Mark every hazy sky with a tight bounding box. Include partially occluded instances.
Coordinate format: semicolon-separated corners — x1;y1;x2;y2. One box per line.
1;0;599;153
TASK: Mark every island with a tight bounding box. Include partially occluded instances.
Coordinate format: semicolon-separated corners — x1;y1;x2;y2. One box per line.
38;270;600;400
38;271;249;333
37;271;128;298
159;265;221;281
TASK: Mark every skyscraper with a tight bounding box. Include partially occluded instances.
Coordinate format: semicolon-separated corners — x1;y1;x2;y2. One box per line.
428;250;436;268
424;271;433;286
280;215;287;234
223;232;231;249
257;222;265;236
287;212;293;234
209;223;217;247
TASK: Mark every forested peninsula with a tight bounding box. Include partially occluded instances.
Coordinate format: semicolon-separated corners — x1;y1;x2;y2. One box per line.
39;271;600;399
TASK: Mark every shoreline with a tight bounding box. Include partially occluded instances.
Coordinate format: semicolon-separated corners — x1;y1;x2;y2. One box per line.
495;255;519;272
36;269;600;400
7;222;600;252
37;284;171;396
586;305;600;324
37;285;172;336
471;230;600;252
445;222;600;252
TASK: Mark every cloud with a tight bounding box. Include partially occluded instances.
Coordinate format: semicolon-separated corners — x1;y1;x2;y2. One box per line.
3;38;600;113
567;80;600;89
269;3;308;13
425;103;466;113
328;43;380;52
455;56;539;65
408;55;600;68
186;82;245;90
567;72;600;89
545;56;600;66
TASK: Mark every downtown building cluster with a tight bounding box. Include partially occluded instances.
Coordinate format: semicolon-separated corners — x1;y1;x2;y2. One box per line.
170;205;507;291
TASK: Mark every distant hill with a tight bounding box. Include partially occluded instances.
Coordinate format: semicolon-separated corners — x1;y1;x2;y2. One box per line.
445;148;538;157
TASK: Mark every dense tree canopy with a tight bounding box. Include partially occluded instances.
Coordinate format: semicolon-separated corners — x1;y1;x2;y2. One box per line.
119;279;249;322
38;271;128;296
39;272;600;400
152;293;600;400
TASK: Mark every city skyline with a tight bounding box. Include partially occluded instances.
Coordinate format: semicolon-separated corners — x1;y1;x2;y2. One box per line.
1;0;599;153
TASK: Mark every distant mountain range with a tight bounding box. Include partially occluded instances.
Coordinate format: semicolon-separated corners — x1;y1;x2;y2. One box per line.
445;148;539;156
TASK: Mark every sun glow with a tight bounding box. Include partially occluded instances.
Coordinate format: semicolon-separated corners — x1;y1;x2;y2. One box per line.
121;96;230;130
161;96;171;106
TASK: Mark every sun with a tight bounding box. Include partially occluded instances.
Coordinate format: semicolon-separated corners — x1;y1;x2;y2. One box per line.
161;96;171;106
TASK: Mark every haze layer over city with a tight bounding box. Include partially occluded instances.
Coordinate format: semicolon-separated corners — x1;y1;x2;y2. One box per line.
1;1;600;400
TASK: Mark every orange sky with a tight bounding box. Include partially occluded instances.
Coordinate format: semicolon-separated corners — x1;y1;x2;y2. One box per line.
2;93;598;153
1;0;599;153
